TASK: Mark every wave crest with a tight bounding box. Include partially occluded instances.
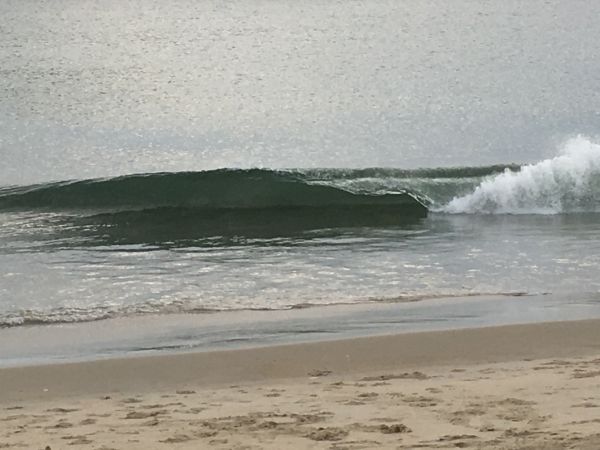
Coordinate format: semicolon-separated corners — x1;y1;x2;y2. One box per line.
443;136;600;214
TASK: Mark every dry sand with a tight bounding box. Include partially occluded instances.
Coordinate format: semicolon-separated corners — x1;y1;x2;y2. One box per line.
2;319;600;449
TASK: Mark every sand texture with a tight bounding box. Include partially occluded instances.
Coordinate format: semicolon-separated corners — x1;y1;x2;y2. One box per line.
2;320;600;449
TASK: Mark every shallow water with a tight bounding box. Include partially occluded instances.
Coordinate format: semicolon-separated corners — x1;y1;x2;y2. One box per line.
2;292;600;367
2;210;600;326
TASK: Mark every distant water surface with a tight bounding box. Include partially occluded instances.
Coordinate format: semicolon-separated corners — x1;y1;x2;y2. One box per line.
2;0;600;183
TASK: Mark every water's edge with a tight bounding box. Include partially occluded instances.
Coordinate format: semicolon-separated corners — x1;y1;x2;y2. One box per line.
2;291;599;368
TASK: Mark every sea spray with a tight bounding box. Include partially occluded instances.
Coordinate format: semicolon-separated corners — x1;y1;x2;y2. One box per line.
443;136;600;214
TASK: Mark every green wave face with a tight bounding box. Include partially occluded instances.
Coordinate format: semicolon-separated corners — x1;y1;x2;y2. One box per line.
0;165;515;212
0;169;431;211
0;169;435;243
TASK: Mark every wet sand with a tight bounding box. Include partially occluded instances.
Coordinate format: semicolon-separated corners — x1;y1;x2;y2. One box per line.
2;319;600;449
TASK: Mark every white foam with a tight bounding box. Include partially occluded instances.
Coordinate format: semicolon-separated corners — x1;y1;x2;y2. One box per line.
442;136;600;214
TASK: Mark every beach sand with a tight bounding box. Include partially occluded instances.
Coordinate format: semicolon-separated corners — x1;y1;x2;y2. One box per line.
2;319;600;449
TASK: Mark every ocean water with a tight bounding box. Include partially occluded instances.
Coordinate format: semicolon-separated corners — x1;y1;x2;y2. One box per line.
2;138;600;329
2;0;600;362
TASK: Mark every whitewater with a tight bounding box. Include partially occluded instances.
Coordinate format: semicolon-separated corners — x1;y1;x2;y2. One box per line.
444;137;600;214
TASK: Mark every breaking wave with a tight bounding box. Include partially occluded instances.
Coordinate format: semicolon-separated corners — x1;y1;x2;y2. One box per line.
444;136;600;214
1;136;599;246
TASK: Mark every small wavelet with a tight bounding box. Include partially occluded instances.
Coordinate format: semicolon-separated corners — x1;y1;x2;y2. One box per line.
442;136;600;214
0;290;530;328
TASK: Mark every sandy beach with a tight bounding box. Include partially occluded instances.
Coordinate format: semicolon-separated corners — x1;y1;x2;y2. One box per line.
2;319;600;449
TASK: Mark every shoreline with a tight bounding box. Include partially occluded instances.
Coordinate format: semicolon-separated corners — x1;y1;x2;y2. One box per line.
3;291;600;368
3;318;600;404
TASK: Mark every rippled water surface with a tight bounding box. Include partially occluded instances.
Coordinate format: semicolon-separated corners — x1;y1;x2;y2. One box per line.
2;212;600;326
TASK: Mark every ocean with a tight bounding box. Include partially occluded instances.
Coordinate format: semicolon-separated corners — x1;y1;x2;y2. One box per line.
2;0;600;365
